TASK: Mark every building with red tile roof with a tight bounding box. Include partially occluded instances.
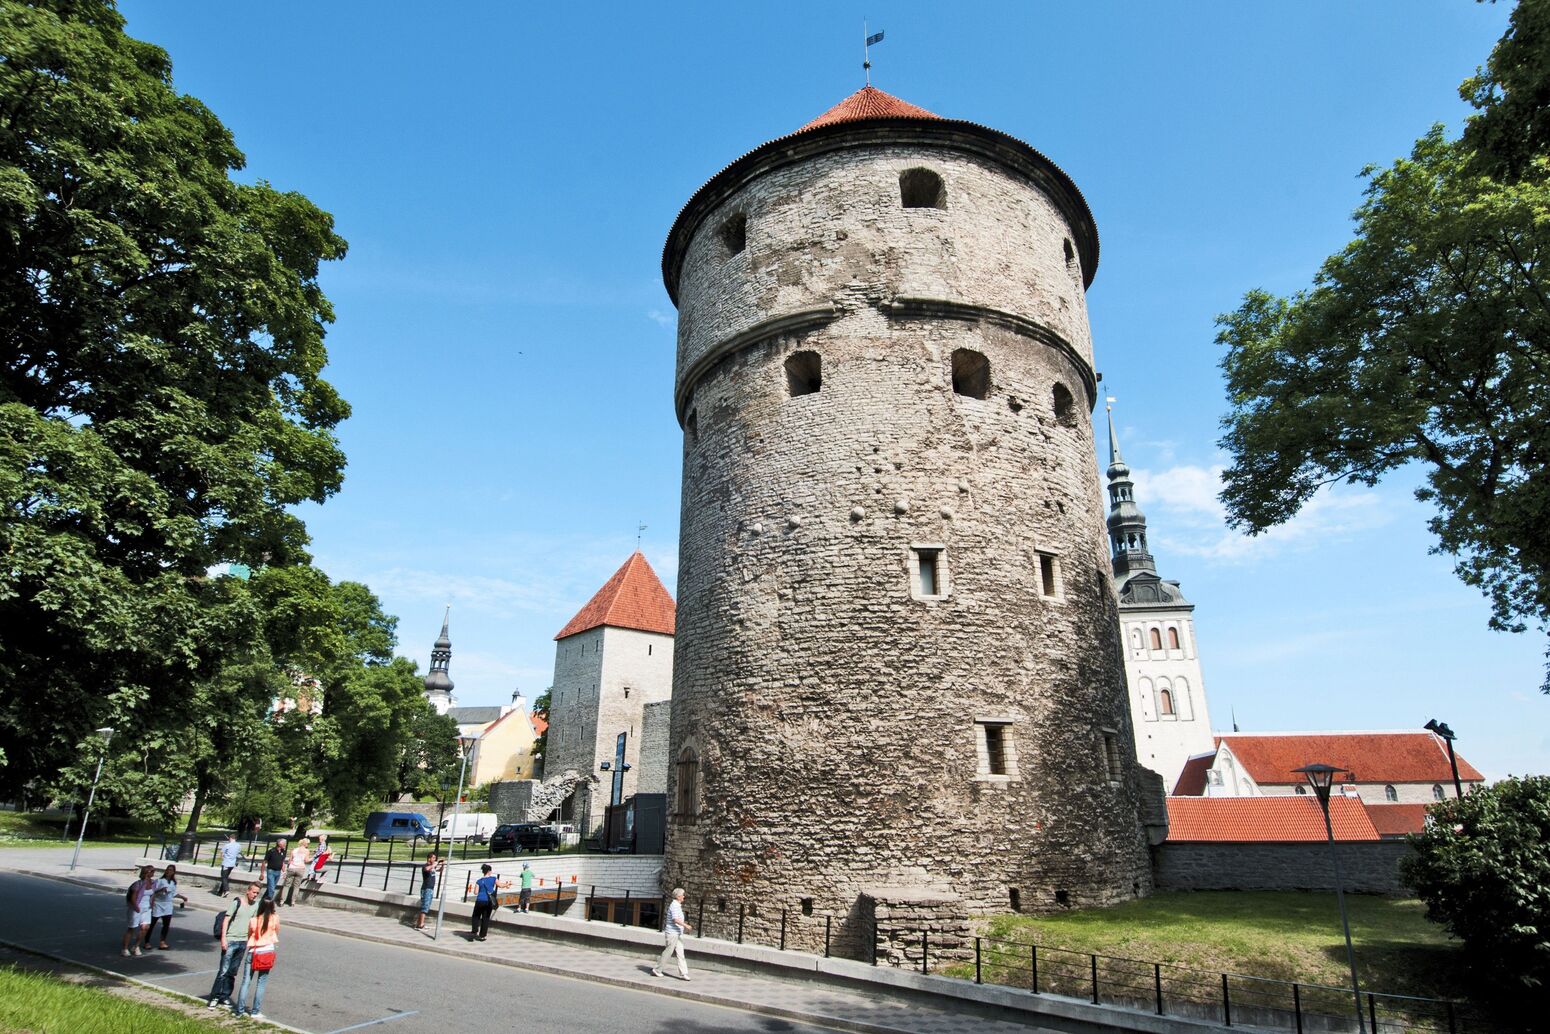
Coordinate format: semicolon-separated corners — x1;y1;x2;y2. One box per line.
545;553;676;833
1184;731;1483;807
798;86;941;132
1164;795;1380;843
554;551;676;640
1363;803;1432;839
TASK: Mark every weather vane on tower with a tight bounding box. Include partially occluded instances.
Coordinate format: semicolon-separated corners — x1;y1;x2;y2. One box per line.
863;22;884;86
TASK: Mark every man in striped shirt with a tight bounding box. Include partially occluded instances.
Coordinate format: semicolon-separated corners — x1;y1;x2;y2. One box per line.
652;887;693;980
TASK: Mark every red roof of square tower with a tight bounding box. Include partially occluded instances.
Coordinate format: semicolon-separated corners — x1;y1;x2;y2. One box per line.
554;552;676;640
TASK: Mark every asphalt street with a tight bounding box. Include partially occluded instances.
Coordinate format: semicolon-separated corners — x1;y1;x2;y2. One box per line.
0;871;838;1034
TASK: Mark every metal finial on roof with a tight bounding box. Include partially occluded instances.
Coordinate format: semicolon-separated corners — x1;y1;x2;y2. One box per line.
863;23;884;86
1105;395;1123;468
636;522;647;548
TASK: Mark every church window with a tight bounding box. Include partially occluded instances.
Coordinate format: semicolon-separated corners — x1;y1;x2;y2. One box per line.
1384;784;1398;802
1158;689;1174;716
1149;628;1163;650
975;720;1016;778
1052;382;1076;426
1432;783;1445;800
899;167;945;209
951;349;990;399
720;212;746;256
909;545;949;600
676;748;700;821
1295;784;1306;795
785;351;822;397
1130;629;1143;649
1101;730;1122;783
1036;552;1060;598
1167;627;1181;650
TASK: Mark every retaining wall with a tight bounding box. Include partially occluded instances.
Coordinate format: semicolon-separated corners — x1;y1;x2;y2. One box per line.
1152;841;1413;894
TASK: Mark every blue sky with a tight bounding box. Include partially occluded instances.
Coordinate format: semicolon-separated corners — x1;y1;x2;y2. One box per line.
117;1;1545;779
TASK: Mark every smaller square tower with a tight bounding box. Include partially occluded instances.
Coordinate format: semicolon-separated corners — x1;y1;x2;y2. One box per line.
544;552;675;834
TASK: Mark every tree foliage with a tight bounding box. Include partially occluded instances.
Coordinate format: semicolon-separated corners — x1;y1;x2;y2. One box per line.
1217;0;1550;687
0;0;350;793
1402;776;1550;1025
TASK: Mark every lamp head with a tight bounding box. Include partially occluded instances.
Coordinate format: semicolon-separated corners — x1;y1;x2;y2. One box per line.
599;761;611;771
1293;762;1341;803
1424;719;1455;740
94;727;115;744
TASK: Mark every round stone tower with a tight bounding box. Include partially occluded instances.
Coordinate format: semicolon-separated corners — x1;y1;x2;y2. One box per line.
662;86;1153;957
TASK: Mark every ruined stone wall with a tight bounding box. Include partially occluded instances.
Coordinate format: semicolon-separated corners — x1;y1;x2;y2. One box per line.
545;627;603;829
664;133;1152;960
1153;841;1412;895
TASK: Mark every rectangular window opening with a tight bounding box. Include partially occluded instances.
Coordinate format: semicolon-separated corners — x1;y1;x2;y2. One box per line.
1037;552;1059;597
1102;730;1122;783
919;551;939;596
910;545;948;600
984;724;1008;776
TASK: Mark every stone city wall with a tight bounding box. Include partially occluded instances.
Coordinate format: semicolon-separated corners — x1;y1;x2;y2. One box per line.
1152;841;1414;895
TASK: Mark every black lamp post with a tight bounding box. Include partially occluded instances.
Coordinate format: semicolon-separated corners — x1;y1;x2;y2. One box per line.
1424;719;1464;798
1295;763;1365;1033
434;773;452;855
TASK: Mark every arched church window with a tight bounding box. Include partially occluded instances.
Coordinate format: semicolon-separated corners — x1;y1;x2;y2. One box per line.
1295;784;1307;795
1149;628;1163;650
1432;783;1445;800
1167;627;1181;650
1384;784;1398;802
676;748;700;821
951;349;990;399
899;168;945;209
1158;689;1174;716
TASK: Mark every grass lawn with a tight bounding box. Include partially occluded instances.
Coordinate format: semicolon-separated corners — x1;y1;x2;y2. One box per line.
0;811;160;849
0;964;229;1032
956;891;1464;1004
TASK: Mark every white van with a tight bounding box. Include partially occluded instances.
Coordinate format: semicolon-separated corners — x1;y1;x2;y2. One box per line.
439;812;499;843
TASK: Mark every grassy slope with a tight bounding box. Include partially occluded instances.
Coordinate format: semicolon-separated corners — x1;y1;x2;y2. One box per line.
0;965;225;1033
965;891;1464;1002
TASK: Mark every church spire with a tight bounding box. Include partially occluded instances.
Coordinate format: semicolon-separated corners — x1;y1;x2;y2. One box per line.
423;606;455;713
1104;400;1156;580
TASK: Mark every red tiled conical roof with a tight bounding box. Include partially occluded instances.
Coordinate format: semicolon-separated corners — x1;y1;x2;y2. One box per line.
554;552;676;640
798;85;941;132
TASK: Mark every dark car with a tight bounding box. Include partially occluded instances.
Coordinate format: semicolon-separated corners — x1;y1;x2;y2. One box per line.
490;823;560;854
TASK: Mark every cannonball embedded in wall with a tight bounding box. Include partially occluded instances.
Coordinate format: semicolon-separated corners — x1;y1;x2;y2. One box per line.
849;506;866;522
893;498;910;515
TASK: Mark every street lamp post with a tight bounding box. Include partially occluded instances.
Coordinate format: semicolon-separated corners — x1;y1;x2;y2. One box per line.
434;774;452;856
1424;719;1464;798
1295;763;1365;1034
433;735;478;941
69;727;116;872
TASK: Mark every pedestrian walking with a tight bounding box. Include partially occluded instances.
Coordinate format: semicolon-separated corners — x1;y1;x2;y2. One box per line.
416;853;442;930
142;864;189;950
121;865;156;957
216;832;241;896
282;837;310;905
308;834;331;885
651;887;693;981
518;862;533;912
207;881;263;1009
231;895;279;1020
263;837;287;901
469;863;509;941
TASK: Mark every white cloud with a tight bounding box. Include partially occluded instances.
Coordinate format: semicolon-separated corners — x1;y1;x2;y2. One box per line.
1131;462;1391;565
646;309;674;328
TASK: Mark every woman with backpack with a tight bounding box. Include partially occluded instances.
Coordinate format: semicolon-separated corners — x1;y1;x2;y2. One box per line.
231;896;279;1019
469;863;510;941
142;863;188;950
121;865;156;957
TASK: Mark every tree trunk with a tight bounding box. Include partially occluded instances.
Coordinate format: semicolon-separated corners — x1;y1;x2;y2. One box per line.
177;779;209;861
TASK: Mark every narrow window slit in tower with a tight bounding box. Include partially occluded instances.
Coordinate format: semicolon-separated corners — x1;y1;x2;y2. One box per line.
1037;552;1058;597
1008;887;1021;912
984;724;1008;775
1052;382;1075;426
918;550;939;596
720;213;746;256
785;351;822;397
1063;238;1075;266
899;168;945;209
951;349;990;399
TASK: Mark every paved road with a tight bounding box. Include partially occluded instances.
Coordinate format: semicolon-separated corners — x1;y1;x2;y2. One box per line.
0;872;837;1034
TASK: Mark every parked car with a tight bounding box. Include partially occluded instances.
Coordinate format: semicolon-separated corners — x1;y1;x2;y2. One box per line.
490;822;561;853
364;811;434;841
438;812;498;843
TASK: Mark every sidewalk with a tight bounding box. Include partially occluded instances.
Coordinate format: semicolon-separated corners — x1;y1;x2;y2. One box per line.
17;854;1225;1034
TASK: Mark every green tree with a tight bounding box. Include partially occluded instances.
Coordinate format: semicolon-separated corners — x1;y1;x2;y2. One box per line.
1402;776;1550;1026
398;704;460;801
0;0;350;795
1216;1;1550;687
529;690;550;777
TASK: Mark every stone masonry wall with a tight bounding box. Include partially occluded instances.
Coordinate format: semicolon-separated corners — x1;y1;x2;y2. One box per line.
637;700;672;795
1153;841;1414;895
663;130;1153;961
